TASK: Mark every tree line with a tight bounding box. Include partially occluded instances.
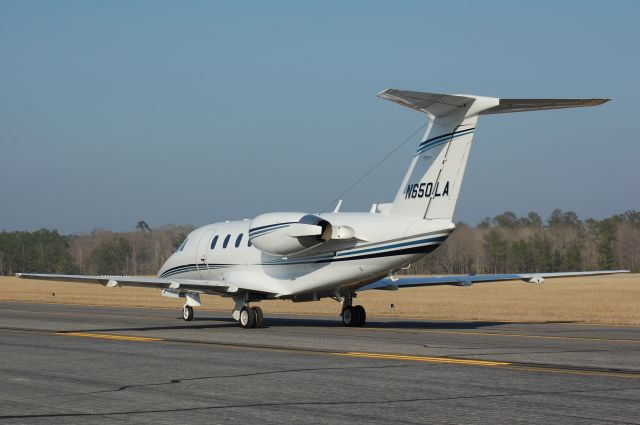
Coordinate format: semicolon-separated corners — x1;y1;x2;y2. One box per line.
410;210;640;275
0;223;194;276
0;210;638;276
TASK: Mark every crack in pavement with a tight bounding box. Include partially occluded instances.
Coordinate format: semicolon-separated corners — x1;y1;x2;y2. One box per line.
36;363;416;399
3;386;640;422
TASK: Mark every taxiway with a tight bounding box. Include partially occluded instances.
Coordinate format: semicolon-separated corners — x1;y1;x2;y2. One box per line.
0;302;638;424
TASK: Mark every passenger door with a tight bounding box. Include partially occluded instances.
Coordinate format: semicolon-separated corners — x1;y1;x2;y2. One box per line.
195;229;217;280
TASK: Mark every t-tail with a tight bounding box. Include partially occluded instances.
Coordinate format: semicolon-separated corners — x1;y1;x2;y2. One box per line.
378;89;609;220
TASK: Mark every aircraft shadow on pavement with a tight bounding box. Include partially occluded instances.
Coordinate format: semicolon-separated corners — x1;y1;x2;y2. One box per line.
66;315;517;333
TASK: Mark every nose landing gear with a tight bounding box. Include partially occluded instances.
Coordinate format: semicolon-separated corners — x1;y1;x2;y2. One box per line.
182;304;194;321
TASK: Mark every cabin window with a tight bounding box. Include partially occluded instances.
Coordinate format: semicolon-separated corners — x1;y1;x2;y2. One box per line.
223;234;231;248
235;233;243;248
210;235;219;250
248;238;252;247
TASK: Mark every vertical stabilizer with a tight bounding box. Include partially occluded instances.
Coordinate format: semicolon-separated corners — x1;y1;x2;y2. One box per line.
379;89;497;219
378;89;609;220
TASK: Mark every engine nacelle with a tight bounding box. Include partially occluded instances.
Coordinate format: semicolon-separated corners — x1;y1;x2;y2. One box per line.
249;212;349;256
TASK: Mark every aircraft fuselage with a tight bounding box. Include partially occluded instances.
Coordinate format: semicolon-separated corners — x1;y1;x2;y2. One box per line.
158;212;455;299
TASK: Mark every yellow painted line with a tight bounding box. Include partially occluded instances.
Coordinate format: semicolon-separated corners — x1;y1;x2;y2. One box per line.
334;352;510;366
505;365;640;380
334;352;640;379
363;327;640;344
57;332;163;342
51;332;640;379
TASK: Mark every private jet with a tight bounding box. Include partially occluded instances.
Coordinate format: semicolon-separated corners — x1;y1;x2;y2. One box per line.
18;89;628;328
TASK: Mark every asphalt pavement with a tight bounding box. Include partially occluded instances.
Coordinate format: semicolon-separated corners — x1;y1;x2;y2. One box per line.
0;302;638;424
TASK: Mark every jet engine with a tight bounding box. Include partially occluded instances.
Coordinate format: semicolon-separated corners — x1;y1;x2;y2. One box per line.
249;212;355;256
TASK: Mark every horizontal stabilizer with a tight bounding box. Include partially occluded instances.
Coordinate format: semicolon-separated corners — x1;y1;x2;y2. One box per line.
378;89;610;118
377;89;476;117
480;98;610;115
381;87;610;220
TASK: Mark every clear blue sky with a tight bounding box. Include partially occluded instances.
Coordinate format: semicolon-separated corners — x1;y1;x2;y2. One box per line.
1;0;638;234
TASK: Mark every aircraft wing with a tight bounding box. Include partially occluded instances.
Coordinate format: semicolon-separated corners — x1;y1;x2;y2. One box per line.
361;270;630;291
15;273;240;295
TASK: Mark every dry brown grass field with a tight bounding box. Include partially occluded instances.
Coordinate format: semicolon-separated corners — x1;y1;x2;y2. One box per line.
1;274;638;325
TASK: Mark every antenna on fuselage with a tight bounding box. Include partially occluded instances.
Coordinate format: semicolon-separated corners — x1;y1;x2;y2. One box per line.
333;200;343;213
318;121;428;213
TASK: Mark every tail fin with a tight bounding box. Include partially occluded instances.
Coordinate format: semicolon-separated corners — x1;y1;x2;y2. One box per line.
379;89;609;220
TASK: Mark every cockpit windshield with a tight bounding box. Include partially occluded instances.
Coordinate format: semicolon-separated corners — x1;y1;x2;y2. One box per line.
176;237;189;252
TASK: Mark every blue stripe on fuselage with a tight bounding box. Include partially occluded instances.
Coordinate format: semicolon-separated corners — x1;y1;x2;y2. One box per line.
249;224;291;238
249;221;296;235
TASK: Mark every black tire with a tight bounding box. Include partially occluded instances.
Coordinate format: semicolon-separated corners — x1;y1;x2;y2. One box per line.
252;306;264;328
239;306;256;329
341;306;354;326
182;305;194;321
353;305;366;326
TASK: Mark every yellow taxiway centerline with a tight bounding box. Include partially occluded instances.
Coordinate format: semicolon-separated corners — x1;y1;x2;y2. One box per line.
334;352;510;366
54;332;640;378
363;327;640;343
334;352;640;378
57;332;163;342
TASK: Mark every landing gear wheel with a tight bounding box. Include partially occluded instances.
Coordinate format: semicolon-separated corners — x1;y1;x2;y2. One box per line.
239;306;256;329
341;306;355;327
341;305;366;327
182;305;194;321
252;306;264;328
353;305;366;326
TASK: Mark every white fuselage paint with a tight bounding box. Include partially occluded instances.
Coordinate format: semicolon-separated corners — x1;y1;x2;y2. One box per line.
157;90;608;303
15;89;612;328
158;213;455;299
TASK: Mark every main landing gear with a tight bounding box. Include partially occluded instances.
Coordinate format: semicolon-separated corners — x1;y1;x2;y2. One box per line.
181;301;263;328
341;293;366;327
233;295;264;329
342;305;366;326
179;293;265;328
239;306;264;329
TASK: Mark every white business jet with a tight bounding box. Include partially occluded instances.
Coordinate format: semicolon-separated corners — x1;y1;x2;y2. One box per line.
18;89;628;328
